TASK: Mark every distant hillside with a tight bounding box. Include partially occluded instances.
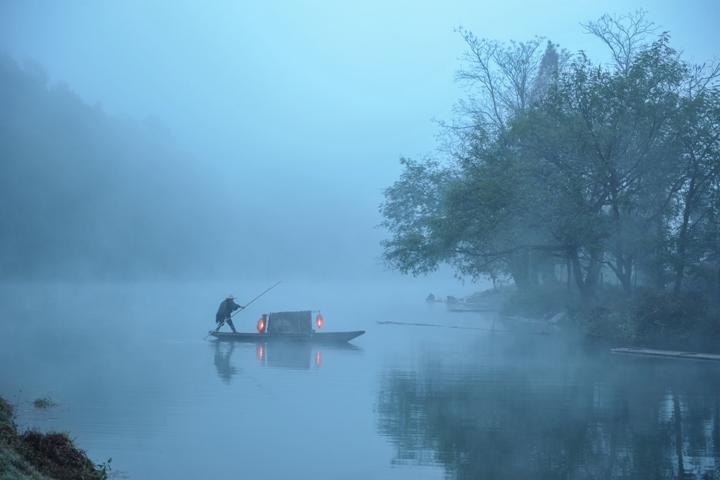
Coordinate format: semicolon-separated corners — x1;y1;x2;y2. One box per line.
0;53;228;279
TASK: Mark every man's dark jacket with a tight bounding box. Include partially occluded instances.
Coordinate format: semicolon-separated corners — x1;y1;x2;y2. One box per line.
216;298;241;323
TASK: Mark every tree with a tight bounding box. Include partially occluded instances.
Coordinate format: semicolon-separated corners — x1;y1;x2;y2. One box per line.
379;156;456;277
519;32;689;296
581;10;657;74
380;13;720;301
666;64;720;293
438;29;567;157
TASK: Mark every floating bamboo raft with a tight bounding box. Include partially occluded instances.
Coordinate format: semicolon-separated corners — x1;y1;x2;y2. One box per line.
611;347;720;362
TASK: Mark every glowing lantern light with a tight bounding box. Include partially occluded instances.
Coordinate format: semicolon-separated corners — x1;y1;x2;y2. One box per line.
256;317;265;332
315;313;324;328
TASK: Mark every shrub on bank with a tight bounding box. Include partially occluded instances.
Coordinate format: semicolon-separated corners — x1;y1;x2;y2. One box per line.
18;430;109;480
0;395;109;480
497;283;720;350
571;288;720;349
499;282;568;319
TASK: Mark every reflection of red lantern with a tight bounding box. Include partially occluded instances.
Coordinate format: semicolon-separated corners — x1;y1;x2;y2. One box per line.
315;350;322;367
315;314;324;328
256;343;264;362
256;317;265;332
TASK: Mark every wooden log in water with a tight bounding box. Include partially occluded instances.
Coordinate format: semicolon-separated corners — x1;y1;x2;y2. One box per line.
611;347;720;362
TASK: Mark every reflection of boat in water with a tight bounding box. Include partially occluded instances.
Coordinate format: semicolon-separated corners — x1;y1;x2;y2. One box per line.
211;335;362;380
255;341;361;370
256;342;313;370
211;310;364;343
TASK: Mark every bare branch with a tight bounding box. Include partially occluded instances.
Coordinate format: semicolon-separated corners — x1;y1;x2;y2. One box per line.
582;10;657;72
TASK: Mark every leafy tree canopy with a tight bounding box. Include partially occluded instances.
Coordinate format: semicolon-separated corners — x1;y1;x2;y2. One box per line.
380;11;720;300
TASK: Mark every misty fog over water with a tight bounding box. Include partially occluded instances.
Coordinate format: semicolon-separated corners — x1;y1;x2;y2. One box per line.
2;282;720;479
3;2;720;479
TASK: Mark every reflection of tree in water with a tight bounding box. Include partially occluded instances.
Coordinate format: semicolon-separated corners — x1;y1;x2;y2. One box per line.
214;341;241;384
376;354;720;479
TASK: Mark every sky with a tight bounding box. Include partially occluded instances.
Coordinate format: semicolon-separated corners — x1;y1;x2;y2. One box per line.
1;0;719;287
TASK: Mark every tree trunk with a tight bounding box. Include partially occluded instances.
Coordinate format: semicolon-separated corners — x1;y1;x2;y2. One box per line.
673;185;694;295
509;250;531;291
570;248;596;302
611;188;633;296
567;259;572;294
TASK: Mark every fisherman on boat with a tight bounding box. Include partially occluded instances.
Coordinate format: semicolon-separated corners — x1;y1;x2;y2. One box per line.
216;295;243;333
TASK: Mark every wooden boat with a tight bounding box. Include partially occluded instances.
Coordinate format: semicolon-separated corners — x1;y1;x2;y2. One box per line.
211;330;365;343
210;310;364;344
611;347;720;362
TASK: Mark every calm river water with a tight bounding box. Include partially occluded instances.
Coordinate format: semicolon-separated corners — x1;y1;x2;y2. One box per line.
1;281;720;479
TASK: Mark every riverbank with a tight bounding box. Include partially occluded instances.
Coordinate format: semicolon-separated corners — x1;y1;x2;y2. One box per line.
0;395;108;480
495;285;720;353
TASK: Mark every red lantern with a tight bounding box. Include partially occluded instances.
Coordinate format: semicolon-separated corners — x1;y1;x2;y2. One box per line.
315;313;324;328
256;317;265;332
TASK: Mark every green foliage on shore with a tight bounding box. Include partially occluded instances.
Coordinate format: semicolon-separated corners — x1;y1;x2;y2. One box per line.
380;12;720;305
571;289;720;348
499;282;568;319
501;282;720;349
0;395;108;480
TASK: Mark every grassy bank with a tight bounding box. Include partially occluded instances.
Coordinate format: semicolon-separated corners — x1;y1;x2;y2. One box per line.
0;395;109;480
